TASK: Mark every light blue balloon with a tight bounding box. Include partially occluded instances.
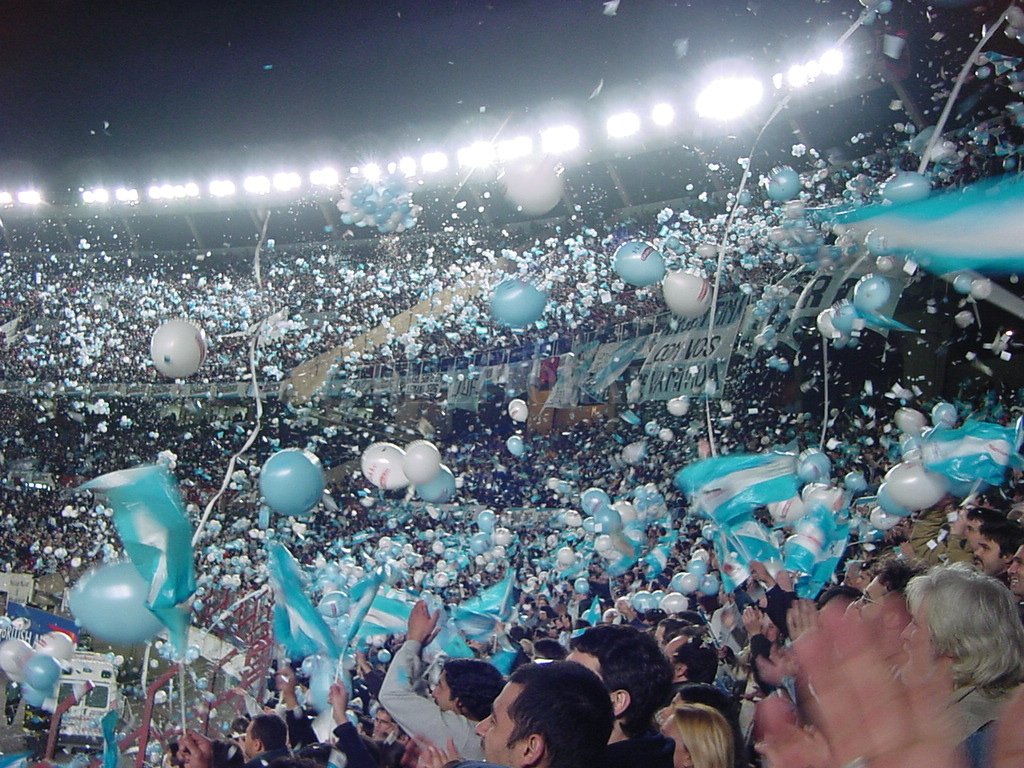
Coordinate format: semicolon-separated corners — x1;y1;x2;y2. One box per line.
881;172;930;204
644;421;660;437
490;279;548;328
900;435;923;459
24;654;62;690
573;577;590;595
687;558;709;578
593;505;623;534
477;509;496;533
21;684;51;709
952;275;973;294
470;532;492;554
317;591;350;620
582;517;596;534
581;487;612;516
506;435;525;457
669;572;688;593
69;562;165;645
852;274;892;313
416;464;456;503
767;166;801;201
376;649;392;664
843;471;867;493
613;241;666;287
931;402;957;428
260;449;325;517
698;574;720;596
877;482;912;517
797;449;832;483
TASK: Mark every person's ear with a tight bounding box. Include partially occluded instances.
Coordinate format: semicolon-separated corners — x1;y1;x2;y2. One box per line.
520;733;547;768
610;688;631;718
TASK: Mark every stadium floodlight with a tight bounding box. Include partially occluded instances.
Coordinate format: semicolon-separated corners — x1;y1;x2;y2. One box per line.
540;125;580;155
244;175;271;194
651;102;675;127
421;151;449;173
0;192;12;206
820;48;844;75
787;64;809;88
398;156;417;178
17;190;42;205
184;182;200;198
495;136;533;163
82;188;109;204
695;77;764;120
115;187;139;203
273;172;301;192
361;163;382;182
209;179;236;198
310;167;339;186
805;59;822;80
457;141;495;169
607;111;641;139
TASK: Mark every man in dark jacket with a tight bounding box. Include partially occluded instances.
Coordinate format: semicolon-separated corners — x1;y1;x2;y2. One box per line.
241;713;291;768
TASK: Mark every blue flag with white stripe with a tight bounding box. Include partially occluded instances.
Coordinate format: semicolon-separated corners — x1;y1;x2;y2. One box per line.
675;452;799;525
582;337;647;401
341;570;385;649
267;542;341;660
452;570;516;643
583;596;603;626
355;590;415;641
921;417;1024;491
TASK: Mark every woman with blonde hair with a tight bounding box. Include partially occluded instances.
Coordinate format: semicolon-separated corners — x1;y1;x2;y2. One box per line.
660;702;735;768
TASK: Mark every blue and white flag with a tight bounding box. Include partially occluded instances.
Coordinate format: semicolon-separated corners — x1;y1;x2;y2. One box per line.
582;337;647;401
583;596;603;626
675;452;799;525
81;464;196;654
267;542;341;660
922;417;1024;489
341;570;385;649
355;590;414;641
452;570;516;643
0;753;31;768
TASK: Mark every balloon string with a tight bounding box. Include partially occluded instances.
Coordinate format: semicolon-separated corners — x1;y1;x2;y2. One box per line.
192;323;266;546
918;7;1010;175
820;340;830;450
253;210;272;290
701;2;884;458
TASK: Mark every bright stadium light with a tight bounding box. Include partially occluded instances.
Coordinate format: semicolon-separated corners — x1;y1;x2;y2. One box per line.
310;167;339;186
17;190;42;205
397;156;417;178
457;141;495;169
495;136;533;163
184;182;200;198
115;187;139;203
0;192;12;206
361;163;382;182
82;188;109;204
273;172;301;191
606;111;641;138
209;179;236;198
787;64;809;88
421;151;449;173
540;125;580;155
244;175;271;194
651;102;675;127
695;77;764;120
820;48;844;75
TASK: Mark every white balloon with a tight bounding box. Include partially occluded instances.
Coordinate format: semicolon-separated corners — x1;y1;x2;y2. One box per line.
0;638;33;682
34;632;75;663
894;408;927;436
361;443;410;490
493;528;513;547
677;572;701;595
869;506;901;531
150;319;207;378
658;428;674;442
667;396;690;416
662;271;712;318
402;440;441;485
612;501;638;525
883;462;948;512
502;160;565;216
768;495;808;524
800;483;845;513
816;308;840;340
556;547;575;567
594;535;614;554
660;592;689;614
508;399;529;422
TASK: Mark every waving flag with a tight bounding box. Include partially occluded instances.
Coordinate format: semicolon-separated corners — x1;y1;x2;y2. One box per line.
340;569;385;649
81;464;196;654
583;596;603;626
452;570;516;642
267;542;341;660
921;417;1024;490
675;452;799;525
354;589;414;641
0;753;31;768
582;337;647;401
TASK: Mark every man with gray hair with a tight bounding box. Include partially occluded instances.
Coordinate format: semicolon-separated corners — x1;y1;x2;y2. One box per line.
904;563;1024;767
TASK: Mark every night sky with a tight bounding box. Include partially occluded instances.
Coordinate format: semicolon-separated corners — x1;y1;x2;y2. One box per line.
0;0;1008;187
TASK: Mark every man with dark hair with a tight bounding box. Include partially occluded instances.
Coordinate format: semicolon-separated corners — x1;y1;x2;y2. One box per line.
241;713;290;768
671;643;718;687
381;601;504;760
972;518;1024;581
475;661;614;768
567;624;674;768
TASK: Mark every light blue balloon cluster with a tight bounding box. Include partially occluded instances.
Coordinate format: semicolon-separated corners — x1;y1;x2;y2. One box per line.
336;177;421;234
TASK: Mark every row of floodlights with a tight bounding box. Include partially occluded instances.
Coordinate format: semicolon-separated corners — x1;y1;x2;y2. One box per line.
1;50;842;208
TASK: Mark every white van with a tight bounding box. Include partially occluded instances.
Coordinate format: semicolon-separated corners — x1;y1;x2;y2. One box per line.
55;651;121;746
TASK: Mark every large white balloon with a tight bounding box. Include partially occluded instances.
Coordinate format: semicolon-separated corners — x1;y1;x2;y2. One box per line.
894;408;928;436
150;319;207;378
883;462;948;511
768;495;808;524
660;592;689;614
662;271;712;319
667;396;690;416
402;440;441;485
0;638;34;682
361;443;410;490
508;399;529;422
501;160;565;216
34;632;75;663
